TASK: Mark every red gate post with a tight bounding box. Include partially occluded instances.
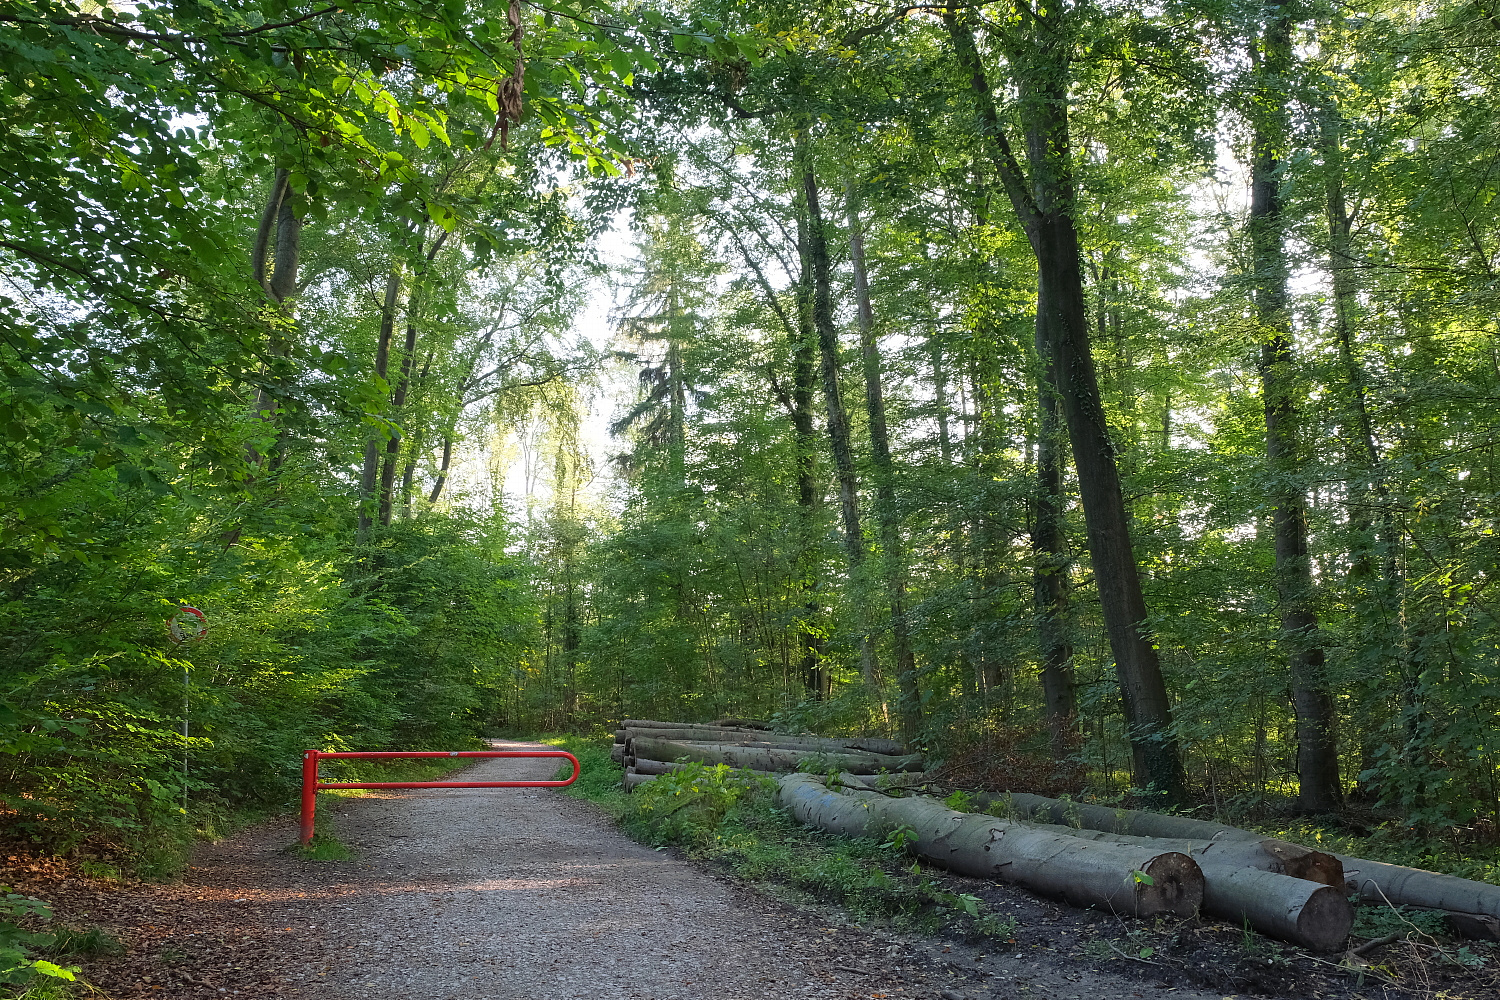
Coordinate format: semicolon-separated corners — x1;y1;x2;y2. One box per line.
296;749;578;846
300;750;318;846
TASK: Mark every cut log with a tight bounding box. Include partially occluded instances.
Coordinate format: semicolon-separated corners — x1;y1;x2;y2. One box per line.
1201;867;1352;952
610;744;625;764
975;790;1260;843
777;774;1202;917
623;771;656;792
967;788;1500;940
622;726;905;756
836;771;933;793
1338;855;1500;939
634;738;921;775
1012;820;1350;950
714;717;772;730
1014;819;1343;887
631;758;693;776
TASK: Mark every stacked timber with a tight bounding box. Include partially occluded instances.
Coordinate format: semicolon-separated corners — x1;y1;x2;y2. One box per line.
782;775;1500;950
613;718;916;791
973;787;1500;942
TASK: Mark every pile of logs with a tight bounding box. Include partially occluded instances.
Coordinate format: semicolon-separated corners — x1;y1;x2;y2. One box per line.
613;719;918;792
610;722;1500;953
778;773;1500;952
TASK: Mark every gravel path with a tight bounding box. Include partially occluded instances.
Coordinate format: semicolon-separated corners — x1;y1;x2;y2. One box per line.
173;741;1249;1000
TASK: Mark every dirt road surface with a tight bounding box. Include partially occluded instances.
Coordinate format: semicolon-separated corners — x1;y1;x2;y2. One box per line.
198;740;1239;1000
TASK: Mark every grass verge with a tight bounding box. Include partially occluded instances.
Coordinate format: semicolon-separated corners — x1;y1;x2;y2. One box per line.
538;733;1018;939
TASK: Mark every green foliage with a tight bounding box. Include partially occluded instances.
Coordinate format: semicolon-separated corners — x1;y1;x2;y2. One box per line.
0;889;76;989
554;739;1018;934
943;790;974;813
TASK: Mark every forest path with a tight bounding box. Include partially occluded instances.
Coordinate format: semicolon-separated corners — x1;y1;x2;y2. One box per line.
198;740;1244;1000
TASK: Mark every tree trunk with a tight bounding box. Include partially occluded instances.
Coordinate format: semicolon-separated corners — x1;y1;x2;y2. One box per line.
797;132;879;696
790;213;830;699
778;774;1202;917
378;315;419;527
427;434;454;504
847;179;921;738
249;169;301;465
945;11;1185;802
1249;3;1340;813
1032;326;1076;754
358;269;401;541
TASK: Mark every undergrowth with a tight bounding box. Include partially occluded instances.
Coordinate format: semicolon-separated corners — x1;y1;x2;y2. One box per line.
541;734;1019;940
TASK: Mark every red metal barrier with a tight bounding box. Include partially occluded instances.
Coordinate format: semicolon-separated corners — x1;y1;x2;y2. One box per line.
299;749;580;845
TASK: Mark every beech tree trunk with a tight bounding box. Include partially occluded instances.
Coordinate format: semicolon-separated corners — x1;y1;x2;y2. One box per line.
248;168;302;466
847;179;921;738
778;774;1202;917
358;269;401;541
1032;327;1076;755
1249;2;1340;813
378;314;418;527
789;211;830;699
797;132;880;695
945;11;1185;801
427;434;454;504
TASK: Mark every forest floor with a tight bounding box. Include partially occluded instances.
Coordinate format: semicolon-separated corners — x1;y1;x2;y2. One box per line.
4;740;1498;1000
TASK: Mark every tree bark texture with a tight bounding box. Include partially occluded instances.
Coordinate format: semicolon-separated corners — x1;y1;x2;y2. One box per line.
778;774;1202;917
945;12;1185;801
1249;3;1341;813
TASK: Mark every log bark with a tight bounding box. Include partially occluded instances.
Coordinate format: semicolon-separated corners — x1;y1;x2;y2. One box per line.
975;790;1263;843
624;771;656;792
777;775;1201;917
634;738;921;775
824;777;1347;948
620;724;904;755
631;758;691;776
1203;867;1352;952
1338;855;1500;936
970;789;1500;939
1015;821;1350;949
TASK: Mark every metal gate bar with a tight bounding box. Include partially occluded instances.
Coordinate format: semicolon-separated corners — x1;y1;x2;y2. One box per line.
299;749;580;845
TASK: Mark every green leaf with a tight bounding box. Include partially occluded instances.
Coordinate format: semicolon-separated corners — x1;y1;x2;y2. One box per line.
31;960;77;981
